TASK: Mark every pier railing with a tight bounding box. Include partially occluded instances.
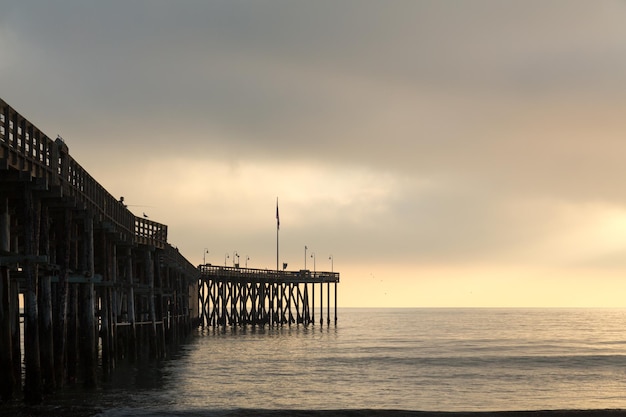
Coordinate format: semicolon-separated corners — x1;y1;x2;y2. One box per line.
135;216;168;249
0;98;167;245
199;264;340;283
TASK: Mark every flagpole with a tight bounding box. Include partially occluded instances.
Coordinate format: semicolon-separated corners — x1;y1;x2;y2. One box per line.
276;197;279;271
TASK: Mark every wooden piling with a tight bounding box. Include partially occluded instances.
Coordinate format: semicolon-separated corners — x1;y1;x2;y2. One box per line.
11;280;21;393
39;204;55;393
99;231;112;374
126;246;137;361
155;254;166;356
319;281;323;326
53;208;71;387
110;243;119;363
0;263;14;402
0;197;15;401
23;186;43;404
312;281;315;324
79;215;96;388
145;249;158;358
334;281;337;325
327;281;330;326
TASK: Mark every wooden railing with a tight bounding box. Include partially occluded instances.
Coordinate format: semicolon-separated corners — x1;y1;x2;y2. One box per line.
0;98;167;246
199;264;340;283
134;217;168;249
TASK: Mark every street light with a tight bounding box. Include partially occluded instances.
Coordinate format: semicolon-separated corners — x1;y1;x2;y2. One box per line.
246;256;250;268
304;245;308;270
224;253;229;267
311;252;316;274
233;251;239;267
329;255;333;272
203;248;209;265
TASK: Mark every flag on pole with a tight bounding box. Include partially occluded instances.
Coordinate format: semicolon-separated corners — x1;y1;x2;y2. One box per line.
276;198;280;230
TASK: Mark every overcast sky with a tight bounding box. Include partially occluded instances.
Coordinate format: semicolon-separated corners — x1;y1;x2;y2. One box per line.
4;1;626;307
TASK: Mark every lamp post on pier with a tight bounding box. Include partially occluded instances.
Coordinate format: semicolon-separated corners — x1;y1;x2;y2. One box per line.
246;256;250;268
304;245;308;270
203;248;209;265
329;255;333;272
224;253;229;267
311;252;316;274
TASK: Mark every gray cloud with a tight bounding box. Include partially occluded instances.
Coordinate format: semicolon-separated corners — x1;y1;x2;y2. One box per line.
4;1;626;304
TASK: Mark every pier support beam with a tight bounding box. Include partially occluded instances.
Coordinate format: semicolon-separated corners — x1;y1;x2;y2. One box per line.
11;279;21;391
0;197;15;401
53;208;71;387
110;243;119;363
126;246;137;361
66;281;78;384
23;186;43;404
319;281;323;326
39;204;55;393
327;280;330;326
146;249;158;358
335;281;338;325
99;231;112;375
79;215;96;388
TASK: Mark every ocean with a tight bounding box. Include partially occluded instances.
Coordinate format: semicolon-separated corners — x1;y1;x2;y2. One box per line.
16;308;626;415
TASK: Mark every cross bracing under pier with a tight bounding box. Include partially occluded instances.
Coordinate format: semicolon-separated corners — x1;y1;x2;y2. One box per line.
199;265;339;327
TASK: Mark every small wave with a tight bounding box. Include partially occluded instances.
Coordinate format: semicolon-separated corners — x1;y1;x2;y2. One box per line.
328;353;626;369
94;407;626;417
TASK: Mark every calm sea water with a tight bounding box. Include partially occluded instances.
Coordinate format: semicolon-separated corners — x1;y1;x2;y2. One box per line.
43;308;626;414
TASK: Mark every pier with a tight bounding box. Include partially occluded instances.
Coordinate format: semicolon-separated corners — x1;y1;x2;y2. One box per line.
0;97;340;405
199;265;339;327
0;98;199;403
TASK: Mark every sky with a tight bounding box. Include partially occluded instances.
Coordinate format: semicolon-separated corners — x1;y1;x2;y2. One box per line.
4;1;626;307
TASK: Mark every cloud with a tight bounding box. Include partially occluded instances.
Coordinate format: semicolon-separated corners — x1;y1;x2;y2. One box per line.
5;1;626;305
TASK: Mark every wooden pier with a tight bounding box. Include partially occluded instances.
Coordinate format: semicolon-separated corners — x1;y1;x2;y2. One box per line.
0;97;341;405
0;98;199;403
199;265;339;327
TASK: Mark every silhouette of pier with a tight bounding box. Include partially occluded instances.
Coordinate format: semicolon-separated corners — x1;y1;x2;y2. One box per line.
0;98;199;403
199;265;339;327
0;97;340;405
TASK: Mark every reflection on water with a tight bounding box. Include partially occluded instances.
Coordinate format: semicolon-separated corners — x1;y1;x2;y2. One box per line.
9;309;626;415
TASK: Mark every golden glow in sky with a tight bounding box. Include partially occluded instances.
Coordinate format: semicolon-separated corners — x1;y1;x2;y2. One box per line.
4;1;626;307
